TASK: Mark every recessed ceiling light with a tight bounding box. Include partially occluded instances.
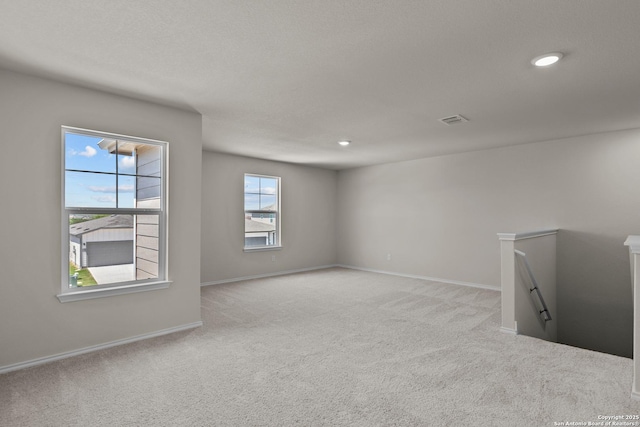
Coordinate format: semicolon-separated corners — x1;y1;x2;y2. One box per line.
338;140;350;146
532;52;564;67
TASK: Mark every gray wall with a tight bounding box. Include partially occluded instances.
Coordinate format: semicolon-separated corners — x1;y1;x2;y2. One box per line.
0;68;203;369
337;129;640;357
201;152;337;283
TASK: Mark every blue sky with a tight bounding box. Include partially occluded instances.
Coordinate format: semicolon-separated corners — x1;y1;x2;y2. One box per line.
65;132;136;208
244;175;277;211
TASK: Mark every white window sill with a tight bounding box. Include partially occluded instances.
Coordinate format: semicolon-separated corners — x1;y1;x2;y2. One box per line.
243;246;282;253
57;280;171;303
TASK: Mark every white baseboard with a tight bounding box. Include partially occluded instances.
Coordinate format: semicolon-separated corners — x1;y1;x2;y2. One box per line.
632;390;640;401
499;326;518;335
0;321;203;375
337;264;500;292
200;264;339;286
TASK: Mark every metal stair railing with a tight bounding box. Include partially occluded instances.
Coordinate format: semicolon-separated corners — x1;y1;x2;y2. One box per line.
514;249;552;322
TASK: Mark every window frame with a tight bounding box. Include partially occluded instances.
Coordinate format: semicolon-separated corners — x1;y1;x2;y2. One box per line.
243;173;281;252
58;126;170;302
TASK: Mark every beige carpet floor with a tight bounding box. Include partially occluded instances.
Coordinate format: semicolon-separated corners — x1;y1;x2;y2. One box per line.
1;267;638;426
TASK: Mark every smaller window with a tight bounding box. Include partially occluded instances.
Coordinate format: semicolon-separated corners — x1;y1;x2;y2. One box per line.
244;174;281;249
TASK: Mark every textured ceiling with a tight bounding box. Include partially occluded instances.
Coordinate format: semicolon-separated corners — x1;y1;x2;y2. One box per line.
1;1;640;169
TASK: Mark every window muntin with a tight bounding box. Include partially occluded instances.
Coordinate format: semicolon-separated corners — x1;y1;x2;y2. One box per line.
244;174;280;249
62;126;167;295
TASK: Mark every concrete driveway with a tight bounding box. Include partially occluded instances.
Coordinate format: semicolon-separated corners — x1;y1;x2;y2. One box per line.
88;264;135;285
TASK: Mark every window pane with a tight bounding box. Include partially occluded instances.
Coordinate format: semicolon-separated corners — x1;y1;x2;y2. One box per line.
67;213;161;287
135;176;161;207
118;175;136;208
65;171;117;208
68;214;135;286
244;175;260;194
244;213;277;248
117;141;136;175
260;195;276;210
260;177;277;195
245;193;260;211
65;132;115;173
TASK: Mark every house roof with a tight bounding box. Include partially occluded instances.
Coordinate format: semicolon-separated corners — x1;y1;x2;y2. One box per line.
69;215;133;236
244;219;275;233
2;2;640;169
246;204;276;213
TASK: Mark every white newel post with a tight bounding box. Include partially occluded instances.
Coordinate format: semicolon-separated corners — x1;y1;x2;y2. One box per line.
625;236;640;400
498;233;517;334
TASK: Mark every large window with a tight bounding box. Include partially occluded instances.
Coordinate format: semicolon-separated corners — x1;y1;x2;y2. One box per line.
60;126;168;302
244;174;280;250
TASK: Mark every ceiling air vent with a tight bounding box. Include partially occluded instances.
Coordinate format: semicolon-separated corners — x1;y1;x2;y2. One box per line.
439;114;468;126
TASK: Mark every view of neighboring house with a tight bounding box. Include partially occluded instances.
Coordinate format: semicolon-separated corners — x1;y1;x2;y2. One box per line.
244;218;276;246
69;215;134;268
79;139;162;282
244;203;276;246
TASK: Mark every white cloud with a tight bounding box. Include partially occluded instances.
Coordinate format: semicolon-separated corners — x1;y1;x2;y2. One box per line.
79;145;97;157
120;156;135;170
88;185;116;193
88;185;134;193
92;195;116;203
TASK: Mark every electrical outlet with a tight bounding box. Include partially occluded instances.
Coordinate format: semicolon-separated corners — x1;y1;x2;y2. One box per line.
387;253;392;261
271;255;276;262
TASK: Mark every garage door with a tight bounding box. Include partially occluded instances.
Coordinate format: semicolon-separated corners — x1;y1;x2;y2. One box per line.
86;240;134;267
